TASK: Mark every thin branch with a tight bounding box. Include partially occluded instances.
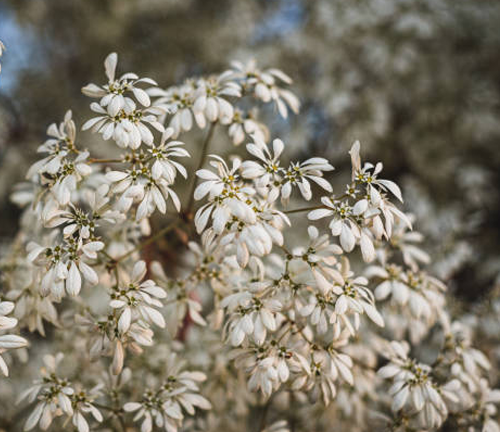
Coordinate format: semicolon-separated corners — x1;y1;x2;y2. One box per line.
116;220;179;262
185;122;217;215
93;402;122;413
257;393;275;432
283;194;349;215
89;158;123;164
116;412;127;432
283;205;325;215
93;403;126;432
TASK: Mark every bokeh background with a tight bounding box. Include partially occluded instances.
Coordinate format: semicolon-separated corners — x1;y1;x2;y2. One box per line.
0;0;499;306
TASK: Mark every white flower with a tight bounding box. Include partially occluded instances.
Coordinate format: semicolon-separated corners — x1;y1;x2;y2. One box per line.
349;140;403;205
148;127;190;183
193;73;241;123
195;156;246;203
227;108;269;146
309;198;361;252
194;153;290;267
110;260;167;333
26;110;77;180
281;158;333;202
82;52;158;114
242;136;333;203
83;102;165;149
247;356;280;398
106;161;182;221
289;225;343;295
300;257;384;335
441;321;492;390
291;350;339;406
27;119;92;207
45;185;122;240
241;137;285;189
194;156;256;233
27;238;102;298
150;260;208;333
20;353;75;431
155;80;205;138
70;386;104;432
0;301;28;376
366;265;446;324
308;196;377;261
123;354;211;432
230;60;300;118
299;293;336;334
378;341;461;430
222;290;282;346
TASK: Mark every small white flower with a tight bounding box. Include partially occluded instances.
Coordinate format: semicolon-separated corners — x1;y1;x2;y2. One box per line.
378;341;460;430
83;102;165;149
148;127;190;183
106;155;182;221
242;136;333;203
0;301;28;376
230;60;300;118
20;353;75;431
123;354;211;432
70;386;104;432
110;260;167;333
26;110;77;180
155;80;205;138
27;238;102;298
227;108;269;146
222;290;282;346
193;73;241;123
82;52;158;114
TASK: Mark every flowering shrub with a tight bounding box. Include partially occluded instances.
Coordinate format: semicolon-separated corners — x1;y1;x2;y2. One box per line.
0;46;499;432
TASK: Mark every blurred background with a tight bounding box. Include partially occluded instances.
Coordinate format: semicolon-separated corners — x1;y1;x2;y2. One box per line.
0;0;499;305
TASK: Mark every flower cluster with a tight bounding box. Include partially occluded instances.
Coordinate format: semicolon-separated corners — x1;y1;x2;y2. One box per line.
0;52;497;432
377;341;461;430
123;354;211;432
19;354;103;432
376;335;500;431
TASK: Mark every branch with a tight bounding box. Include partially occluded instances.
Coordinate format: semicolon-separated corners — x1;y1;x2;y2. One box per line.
185;122;217;215
283;194;348;215
88;158;123;164
116;220;179;262
283;205;324;215
93;402;122;414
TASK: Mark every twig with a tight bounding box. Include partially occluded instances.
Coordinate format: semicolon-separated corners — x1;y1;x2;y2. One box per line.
88;158;123;164
283;194;349;215
283;205;324;215
185;122;217;215
116;220;179;262
258;396;273;431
